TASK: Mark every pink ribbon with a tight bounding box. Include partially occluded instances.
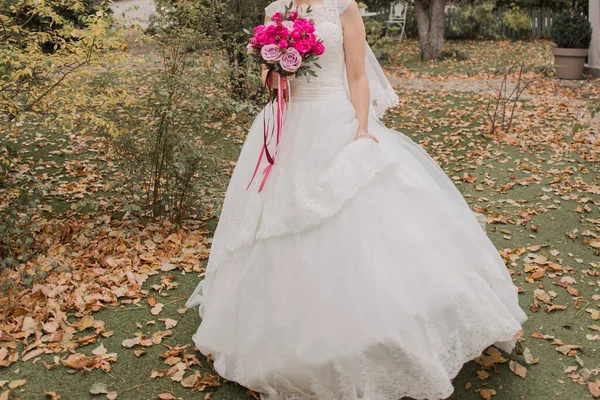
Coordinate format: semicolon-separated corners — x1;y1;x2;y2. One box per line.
246;71;289;193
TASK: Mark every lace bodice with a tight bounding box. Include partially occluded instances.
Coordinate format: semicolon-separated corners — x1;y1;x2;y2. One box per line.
265;0;354;95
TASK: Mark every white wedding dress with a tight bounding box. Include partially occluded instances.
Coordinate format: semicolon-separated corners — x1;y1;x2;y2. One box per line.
185;0;527;399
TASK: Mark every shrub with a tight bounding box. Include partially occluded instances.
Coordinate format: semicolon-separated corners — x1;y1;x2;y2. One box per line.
364;20;397;64
448;0;500;40
109;0;234;222
0;0;128;124
502;5;533;32
551;11;592;49
0;182;42;270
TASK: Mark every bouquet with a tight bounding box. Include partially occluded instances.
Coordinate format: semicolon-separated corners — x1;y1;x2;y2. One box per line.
247;2;326;79
245;3;326;193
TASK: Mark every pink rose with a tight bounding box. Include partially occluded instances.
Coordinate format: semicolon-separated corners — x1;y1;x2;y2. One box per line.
278;40;289;49
280;48;302;73
282;20;295;32
293;39;312;56
289;11;299;21
261;44;283;63
247;42;259;55
312;41;325;56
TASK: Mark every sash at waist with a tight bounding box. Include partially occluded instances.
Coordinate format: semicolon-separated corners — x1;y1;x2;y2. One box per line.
289;80;348;102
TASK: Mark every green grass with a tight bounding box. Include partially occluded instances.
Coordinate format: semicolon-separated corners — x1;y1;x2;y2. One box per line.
385;39;554;78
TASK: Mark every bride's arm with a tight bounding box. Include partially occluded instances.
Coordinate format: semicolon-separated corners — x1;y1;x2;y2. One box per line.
341;2;378;143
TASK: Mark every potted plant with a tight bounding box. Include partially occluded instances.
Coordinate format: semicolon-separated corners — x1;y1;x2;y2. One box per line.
358;2;368;16
551;11;593;79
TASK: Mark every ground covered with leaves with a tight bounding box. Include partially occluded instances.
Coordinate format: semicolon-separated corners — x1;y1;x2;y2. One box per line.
1;39;600;400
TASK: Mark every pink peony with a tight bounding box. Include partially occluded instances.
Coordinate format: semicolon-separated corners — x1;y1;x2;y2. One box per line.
255;32;269;45
272;12;283;23
261;44;283;63
278;40;289;49
312;41;325;56
291;29;303;41
254;25;265;33
280;48;302;72
293;39;312;56
265;24;278;37
289;11;299;21
303;21;315;34
277;27;289;39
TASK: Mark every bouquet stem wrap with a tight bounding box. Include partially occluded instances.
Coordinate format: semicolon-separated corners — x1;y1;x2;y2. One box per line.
246;71;290;193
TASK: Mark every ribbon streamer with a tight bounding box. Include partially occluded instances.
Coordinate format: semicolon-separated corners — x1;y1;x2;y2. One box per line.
246;71;290;193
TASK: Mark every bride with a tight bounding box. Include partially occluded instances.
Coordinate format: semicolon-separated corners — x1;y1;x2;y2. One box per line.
185;0;527;399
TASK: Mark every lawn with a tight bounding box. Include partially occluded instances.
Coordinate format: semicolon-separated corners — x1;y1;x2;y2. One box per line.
1;39;600;400
384;39;554;78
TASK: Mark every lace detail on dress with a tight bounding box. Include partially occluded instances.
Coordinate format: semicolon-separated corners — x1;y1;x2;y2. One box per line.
195;289;525;400
265;0;283;17
369;79;400;118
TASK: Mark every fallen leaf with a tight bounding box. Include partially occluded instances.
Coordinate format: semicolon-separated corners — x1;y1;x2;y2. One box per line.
478;388;497;399
151;303;164;315
589;380;600;398
61;353;95;370
90;382;109;395
92;343;107;356
509;360;527;378
8;379;26;389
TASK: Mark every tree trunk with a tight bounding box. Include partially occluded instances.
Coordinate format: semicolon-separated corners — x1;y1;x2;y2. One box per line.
415;0;447;61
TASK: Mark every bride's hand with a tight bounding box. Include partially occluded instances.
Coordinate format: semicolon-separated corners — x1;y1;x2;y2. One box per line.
262;69;279;89
355;128;379;143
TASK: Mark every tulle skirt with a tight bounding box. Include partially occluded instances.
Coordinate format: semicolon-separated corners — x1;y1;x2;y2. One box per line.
185;90;527;400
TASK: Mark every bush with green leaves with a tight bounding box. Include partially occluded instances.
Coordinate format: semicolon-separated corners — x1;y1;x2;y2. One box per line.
365;20;399;64
502;4;533;32
551;11;592;49
0;182;42;270
2;0;106;49
215;0;272;101
109;0;236;222
448;0;500;40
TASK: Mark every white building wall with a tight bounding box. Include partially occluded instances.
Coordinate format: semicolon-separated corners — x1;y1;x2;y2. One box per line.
589;0;600;71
